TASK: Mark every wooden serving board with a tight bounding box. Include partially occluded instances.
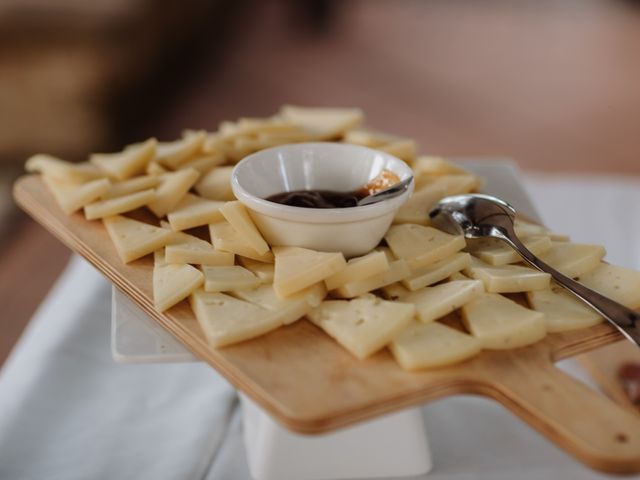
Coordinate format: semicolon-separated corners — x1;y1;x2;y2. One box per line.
13;175;640;474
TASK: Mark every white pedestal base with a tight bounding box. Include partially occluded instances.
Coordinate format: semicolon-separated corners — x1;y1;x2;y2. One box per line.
240;394;432;480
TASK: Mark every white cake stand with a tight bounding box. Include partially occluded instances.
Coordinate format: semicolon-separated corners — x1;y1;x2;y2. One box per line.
110;160;540;480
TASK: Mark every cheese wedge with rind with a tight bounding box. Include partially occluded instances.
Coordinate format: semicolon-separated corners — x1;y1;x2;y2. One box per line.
238;256;275;283
467;235;552;266
308;295;415;359
147;168;200;217
233;282;326;325
400;279;484;323
43;176;111;214
402;252;471;291
103;215;174;263
332;259;410;299
195;166;235;201
203;265;261;292
385;224;466;269
209;221;274;263
220;201;270;255
273;246;346;297
153;250;204;312
101;175;160;200
164;230;234;266
156;131;206;169
462;292;546;349
26;154;105;182
577;263;640;309
527;285;603;332
464;257;550;293
390;321;482;370
167;193;225;231
537;242;606;279
84;188;156;220
325;250;389;290
190;290;281;347
90;138;157;180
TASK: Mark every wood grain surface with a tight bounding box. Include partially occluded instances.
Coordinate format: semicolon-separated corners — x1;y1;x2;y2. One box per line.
13;174;640;473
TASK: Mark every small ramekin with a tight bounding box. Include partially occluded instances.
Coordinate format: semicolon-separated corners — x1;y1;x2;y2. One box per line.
231;142;413;257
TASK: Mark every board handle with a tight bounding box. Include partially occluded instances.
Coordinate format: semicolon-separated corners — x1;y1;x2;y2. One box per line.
478;350;640;474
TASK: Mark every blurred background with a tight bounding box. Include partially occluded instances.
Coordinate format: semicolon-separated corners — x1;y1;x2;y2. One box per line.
1;0;640;365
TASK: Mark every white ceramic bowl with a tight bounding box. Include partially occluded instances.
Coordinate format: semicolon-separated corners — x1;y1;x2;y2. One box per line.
231;142;414;257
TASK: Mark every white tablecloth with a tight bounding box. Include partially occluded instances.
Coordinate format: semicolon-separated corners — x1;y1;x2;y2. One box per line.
1;173;639;480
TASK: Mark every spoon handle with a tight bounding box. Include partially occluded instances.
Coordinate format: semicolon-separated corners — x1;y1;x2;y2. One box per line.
502;233;640;347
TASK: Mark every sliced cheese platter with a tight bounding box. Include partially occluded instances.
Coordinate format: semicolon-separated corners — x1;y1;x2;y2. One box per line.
13;106;640;474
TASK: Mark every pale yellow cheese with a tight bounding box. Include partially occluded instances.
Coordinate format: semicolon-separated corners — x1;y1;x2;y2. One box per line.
513;219;549;238
167;193;225;231
464;257;550;293
325;250;389;291
402;252;471;291
101;175;160;200
461;292;546;349
190;290;281;347
43;176;111;214
400;279;484;323
380;282;411;300
378;139;416;163
233;282;326;325
164;230;234;266
220;201;270;255
146;161;168;175
26;154;105;182
209;221;274;262
392;182;445;225
194;166;235;201
308;294;415;359
153;250;203;312
147;168;200;217
390;321;482;370
527;285;603;332
333;259;410;298
466;235;552;266
156;131;206;169
343;128;400;147
179;152;226;174
537;242;606;278
238;256;275;283
279;105;363;139
414;172;480;195
103;215;174;263
411;156;469;178
577;263;640;309
84;188;156;220
385;224;466;269
273;246;346;297
203;265;261;292
90;138;157;180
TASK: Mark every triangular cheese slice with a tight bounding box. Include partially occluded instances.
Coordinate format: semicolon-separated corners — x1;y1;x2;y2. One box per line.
190;290;281;347
156;131;206;169
343;127;401;148
85;188;155;220
43;176;111;214
209;221;274;262
378;139;416;164
147;168;200;217
402;252;471;291
325;250;389;290
153;250;203;312
179;152;226;174
194;166;235;201
467;236;552;266
238;256;275;283
279;105;363;139
273;246;346;297
577;263;640;309
307;294;415;359
146;161;168;175
90;138;157;180
461;292;546;350
26;154;105;182
537;242;606;278
164;230;234;266
332;258;410;299
102;175;160;200
203;265;261;292
464;256;550;293
393;181;447;225
527;285;603;332
220;201;269;255
390;321;482;370
103;215;175;263
400;279;484;323
385;224;466;269
166;193;225;231
412;156;469;178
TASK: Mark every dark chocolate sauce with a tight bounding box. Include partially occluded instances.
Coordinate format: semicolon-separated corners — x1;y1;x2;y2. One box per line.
265;189;366;209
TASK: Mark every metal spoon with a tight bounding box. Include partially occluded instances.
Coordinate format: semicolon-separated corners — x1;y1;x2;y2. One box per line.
429;193;640;347
357;176;414;207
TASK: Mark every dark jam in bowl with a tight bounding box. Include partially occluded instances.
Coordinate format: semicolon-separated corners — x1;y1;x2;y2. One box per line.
265;189;366;209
